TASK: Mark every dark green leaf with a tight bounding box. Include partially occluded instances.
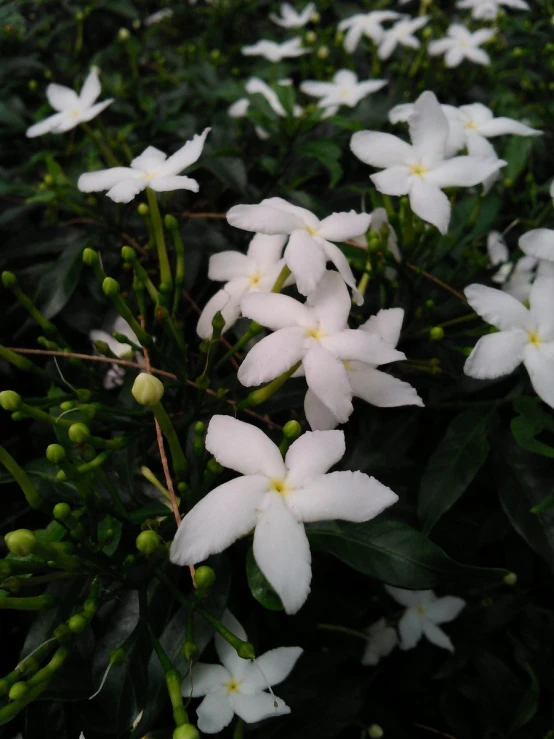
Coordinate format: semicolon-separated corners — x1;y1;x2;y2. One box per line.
246;546;283;611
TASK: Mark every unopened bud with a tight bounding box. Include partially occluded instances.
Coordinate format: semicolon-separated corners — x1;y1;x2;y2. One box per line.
121;246;136;262
503;572;517;586
317;45;329;59
53;502;71;521
211;311;226;334
429;326;444;341
5;529;36;557
118;27;130;41
283;420;302;440
132;373;165;407
1;271;17;288
237;641;256;660
194;565;216;590
9;681;28;701
137;203;149;216
82;248;99;266
136;530;161;554
68;614;88;633
164;214;178;231
46;444;66;465
182;641;198;661
0;390;22;411
68;423;90;444
368;725;384;739
173;726;200;739
102;277;120;298
305;30;316;43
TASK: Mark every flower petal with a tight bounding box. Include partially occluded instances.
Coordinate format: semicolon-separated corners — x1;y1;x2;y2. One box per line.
479;117;541;138
209;252;252;282
182;663;229;698
398;610;423;650
529;277;554;339
409;179;451;234
425;596;466;624
304;389;340;430
421;620;454;652
284;230;327;296
371;166;412;196
261;197;319;228
519;229;554;261
464;284;532;331
242;647;303;691
77;167;136;193
253;492;312;615
247;233;288;266
320;241;364;305
131;146;168;171
79;69;101;107
285;430;345;486
361;307;404;346
196;280;249;339
231;692;290;723
464;331;527;379
169;476;269;566
215;611;251;679
241;292;312;330
196;692;235;734
318;211;372;242
349;367;423;407
149;175;199;193
321;330;405;365
227;204;301;235
350;131;413;168
26;112;66;138
306;271;350;334
427;156;504;188
76;98;113;123
205;415;285;478
303;345;353;423
106;179;146;203
161;127;211;176
524;344;554;410
238;327;307;386
46;84;79;111
409;91;448;164
385;586;431;607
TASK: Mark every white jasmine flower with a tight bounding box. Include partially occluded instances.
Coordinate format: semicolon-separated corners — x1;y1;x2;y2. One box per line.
239;273;405;425
300;70;387;118
78;128;210;203
338;11;402;53
388;101;465;157
229;78;302;122
455;103;541;143
350;91;505;234
428;24;495;67
241;38;310;62
197;233;290;339
227;197;369;301
351;208;401;281
26;69;113;138
487;230;509;266
378;15;429;60
361;618;398;666
519;229;554;264
144;8;173;25
304;307;423;430
464;278;554;409
456;0;529;21
170;415;398;613
270;3;315;28
90;315;141;389
386;587;465;652
183;610;301;733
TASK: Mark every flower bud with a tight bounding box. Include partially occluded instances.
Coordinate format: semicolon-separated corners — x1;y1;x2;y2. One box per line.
317;45;329;59
211;311;226;334
237;641;256;660
164;214;179;231
283;420;302;441
503;572;517;586
311;11;320;22
194;421;206;435
132;373;165;407
28;79;38;91
121;245;136;262
68;614;88;634
173;726;200;739
82;248;99;266
137;203;149;216
5;529;36;557
136;530;161;554
1;271;17;288
110;647;126;665
195;375;211;390
53;624;72;642
0;390;22;411
53;502;71;521
46;444;66;464
368;725;384;739
159;281;172;295
182;641;198;661
207;458;222;475
118;27;130;41
429;327;444;341
305;30;316;43
9;681;28;701
194;566;216;590
68;423;90;444
102;277;121;297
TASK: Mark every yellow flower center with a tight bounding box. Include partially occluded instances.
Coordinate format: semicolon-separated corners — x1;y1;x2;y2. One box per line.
410;164;427;177
339;88;350;98
416;606;427;615
527;331;542;347
225;679;241;694
306;327;325;340
343;360;352;371
269;478;290;495
249;273;262;286
465;121;479;130
70;108;81;119
306;225;319;236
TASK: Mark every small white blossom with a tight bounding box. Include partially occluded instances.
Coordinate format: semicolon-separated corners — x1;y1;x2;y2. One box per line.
241;38;310;62
386;587;465;652
26;69;113;138
170;415;398;613
270;3;315;28
229;78;303;136
144;8;173;25
300;70;387;118
464;278;554;409
428;24;495;67
338;11;402;53
456;0;529;21
487;231;509;267
183;610;302;733
78;128;210;203
378;15;429;60
361;618;398;666
90;315;141;389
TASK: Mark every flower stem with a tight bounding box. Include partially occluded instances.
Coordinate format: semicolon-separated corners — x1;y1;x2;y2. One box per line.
81;122;120;167
151;401;188;479
0;445;43;510
239;361;302;408
271;264;291;293
146;188;173;293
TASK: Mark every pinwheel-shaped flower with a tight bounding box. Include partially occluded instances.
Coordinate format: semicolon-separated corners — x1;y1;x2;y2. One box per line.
227;197;369;301
428;24;495;67
378;15;429;60
338;11;401;53
241;38;310;62
456;0;529;20
270;2;315;28
78;128;210;203
350;91;505;234
464;277;554;409
170;415;398;613
197;233;290;339
300;70;387;118
183;610;302;733
26;69;113;138
386;587;465;651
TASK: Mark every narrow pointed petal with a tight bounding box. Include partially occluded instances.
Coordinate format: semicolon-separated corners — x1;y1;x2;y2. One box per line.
285;430;345;486
320;240;364;304
318;212;372;242
227;204;301;235
26;112;66;138
304;389;340;430
77;98;113;123
238;327;307;386
131;146;168;170
350;131;413;168
169;476;269;566
361;307;404;346
79;69;101;107
196;280;248;339
161;127;211;176
149;175;199;193
371;166;412;196
209;252;251;282
231;692;290;723
321;330;405;365
247;233;288;266
398;610;423;650
253;492;312;614
284;231;327;296
77;167;135;193
182;663;229;698
464;331;527;379
303;345;353;423
242;647;303;691
261;197;320;228
519;229;554;261
524;344;554;409
408;179;450;234
409;91;448;164
241;292;312;330
427;156;504;188
106;178;146;203
46;84;79;111
350;367;423;407
205;415;285;478
425;596;466;624
307;271;350;334
529;277;554;338
422;620;454;651
300;80;336;98
479;117;541;138
385;586;430;607
464;284;532;330
197;692;235;733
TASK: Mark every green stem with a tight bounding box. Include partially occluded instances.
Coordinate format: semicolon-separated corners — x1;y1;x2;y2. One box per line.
151;402;188;479
166;216;186;315
0;445;43;509
531;491;554;514
317;623;370;641
271;264;291;293
81;122;120;167
215;322;262;370
239;361;301;408
0;345;51;379
146;189;173;292
0;594;56;611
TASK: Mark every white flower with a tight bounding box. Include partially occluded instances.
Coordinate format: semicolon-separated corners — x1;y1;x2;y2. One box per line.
229;78;303;121
338;11;402;53
270;3;315;28
183;610;302;733
361;618;398;666
26;69;113;138
77;128;210;203
388;101;464;157
170;415;398;613
304;307;423;430
350;91;505;234
241;38;310;62
300;70;387;118
386;587;465;652
227;197;369;301
487;230;509;266
464;278;554;409
197;233;290;339
550;181;554;201
456;0;529;21
428;24;495;67
239;272;405;424
90;315;141;389
455;103;541;143
144;8;173;24
378;15;429;60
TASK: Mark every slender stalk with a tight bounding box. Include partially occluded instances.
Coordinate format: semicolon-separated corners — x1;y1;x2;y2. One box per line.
81;122;120;166
146;189;173;291
151;402;188;479
0;445;43;509
239;361;301;408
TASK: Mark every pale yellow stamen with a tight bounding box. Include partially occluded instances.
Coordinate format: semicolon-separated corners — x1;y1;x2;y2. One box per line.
225;679;241;694
343;360;352;371
410;164;427;176
416;606;427;615
70;108;81;120
465;121;479;130
249;273;262;286
306;327;325;340
269;479;290;495
306;225;319;236
527;331;542;347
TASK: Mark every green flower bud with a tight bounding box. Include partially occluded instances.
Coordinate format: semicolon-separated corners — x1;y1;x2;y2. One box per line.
46;444;66;464
83;598;98;616
28;79;38;91
136;530;161;555
311;11;320;22
425;299;435;308
68;422;90;444
182;641;198;661
110;647;126;665
121;245;136;262
102;277;121;297
368;726;384;739
53;502;71;521
429;327;444;341
9;681;28;701
194;566;216;590
177;481;189;495
173;726;200;739
123;554;136;568
118;27;130;41
43;173;54;186
75;10;84;20
132;373;165;407
76;388;91;403
159;281;172;294
1;271;17;288
164;214;179;231
0;390;22;411
207;459;222;474
503;572;517;586
317;45;329;59
305;30;316;43
56;470;67;482
5;529;36;557
211;311;226;333
82;248;99;266
68;614;87;633
195;375;210;390
194;421;206;435
11;411;27;421
237;641;256;660
59;400;76;411
137;203;149;216
53;624;72;642
283;420;302;440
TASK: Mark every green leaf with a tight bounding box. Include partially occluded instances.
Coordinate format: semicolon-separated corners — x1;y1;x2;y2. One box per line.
510;665;540;733
308;517;508;589
34;234;87;319
503;136;534;183
511;396;554;458
246;547;283;611
298;139;343;187
418;409;495;533
204;156;248;193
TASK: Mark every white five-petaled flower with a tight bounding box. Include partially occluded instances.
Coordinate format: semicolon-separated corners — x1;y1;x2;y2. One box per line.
304;307;423;431
227;197;369;301
183;610;302;733
170;415;398;613
386;587;466;652
270;2;315;28
26;69;113;138
378;15;429;60
428;24;495;68
350;91;505;234
456;0;529;20
229;78;294;120
338;11;401;53
300;70;387;118
241;38;310;62
90;315;141;389
77;128;210;203
197;233;290;339
361;618;398;666
238;272;405;424
464;278;554;409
